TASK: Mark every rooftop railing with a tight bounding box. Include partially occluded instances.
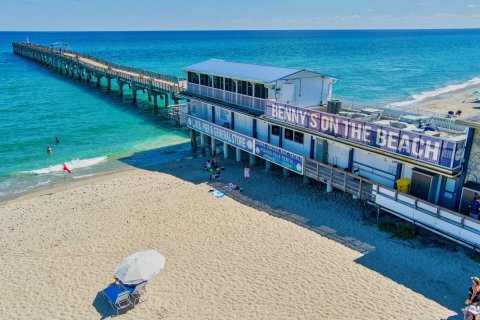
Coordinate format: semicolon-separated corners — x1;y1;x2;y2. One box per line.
187;82;269;112
336;96;467;133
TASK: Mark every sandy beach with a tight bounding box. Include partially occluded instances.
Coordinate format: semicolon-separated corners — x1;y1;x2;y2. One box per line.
401;85;480;120
0;153;477;319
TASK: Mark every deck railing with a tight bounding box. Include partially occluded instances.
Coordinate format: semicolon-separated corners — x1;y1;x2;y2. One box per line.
187;82;269;112
304;157;480;249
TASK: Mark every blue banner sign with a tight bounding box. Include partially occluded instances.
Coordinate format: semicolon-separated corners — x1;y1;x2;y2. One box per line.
186;115;254;153
254;140;304;174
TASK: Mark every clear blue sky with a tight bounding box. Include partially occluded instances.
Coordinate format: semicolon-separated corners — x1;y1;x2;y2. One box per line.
1;0;480;31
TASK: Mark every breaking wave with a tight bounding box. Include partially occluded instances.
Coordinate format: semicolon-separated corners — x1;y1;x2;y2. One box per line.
26;156;108;175
391;77;480;107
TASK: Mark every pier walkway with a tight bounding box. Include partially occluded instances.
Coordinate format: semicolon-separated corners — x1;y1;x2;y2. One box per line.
12;42;186;108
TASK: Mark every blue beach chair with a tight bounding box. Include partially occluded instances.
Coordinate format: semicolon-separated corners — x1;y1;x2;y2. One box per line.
102;284;133;315
119;280;149;304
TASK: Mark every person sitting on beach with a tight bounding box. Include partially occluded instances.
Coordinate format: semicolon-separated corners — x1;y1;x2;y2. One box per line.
446;111;454;118
228;182;242;192
211;155;218;166
465;305;479;320
466;277;480;306
204;160;211;171
456;110;463;117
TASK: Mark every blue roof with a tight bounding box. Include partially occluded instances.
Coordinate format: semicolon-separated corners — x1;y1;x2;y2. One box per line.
184;59;338;83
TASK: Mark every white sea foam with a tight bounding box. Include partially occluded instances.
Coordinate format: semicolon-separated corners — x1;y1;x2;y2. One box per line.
391;77;480;107
27;156;107;175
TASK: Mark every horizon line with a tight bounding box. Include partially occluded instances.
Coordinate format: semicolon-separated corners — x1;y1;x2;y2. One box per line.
2;27;480;32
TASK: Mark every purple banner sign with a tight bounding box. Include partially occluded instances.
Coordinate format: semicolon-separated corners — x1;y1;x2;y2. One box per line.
266;102;462;169
186;115;254;153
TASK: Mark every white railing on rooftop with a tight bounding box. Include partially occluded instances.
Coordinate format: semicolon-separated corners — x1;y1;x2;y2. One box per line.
187;82;269;112
337;96;467;133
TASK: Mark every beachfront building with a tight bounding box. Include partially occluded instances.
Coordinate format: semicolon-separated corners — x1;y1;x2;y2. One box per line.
179;59;480;250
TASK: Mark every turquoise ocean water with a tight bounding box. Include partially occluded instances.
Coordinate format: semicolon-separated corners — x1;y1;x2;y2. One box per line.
1;30;480;199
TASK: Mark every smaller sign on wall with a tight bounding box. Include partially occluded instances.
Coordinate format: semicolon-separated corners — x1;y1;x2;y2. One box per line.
254;140;304;174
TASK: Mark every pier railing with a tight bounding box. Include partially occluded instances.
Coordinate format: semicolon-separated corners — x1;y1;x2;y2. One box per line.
12;42;185;94
187;82;268;112
304;157;480;250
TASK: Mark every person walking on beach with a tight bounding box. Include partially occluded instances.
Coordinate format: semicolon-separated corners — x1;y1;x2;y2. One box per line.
469;195;480;220
244;165;250;183
466;277;480;306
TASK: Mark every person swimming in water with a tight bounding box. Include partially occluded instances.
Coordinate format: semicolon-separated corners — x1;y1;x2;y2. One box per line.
55;137;59;144
47;146;52;153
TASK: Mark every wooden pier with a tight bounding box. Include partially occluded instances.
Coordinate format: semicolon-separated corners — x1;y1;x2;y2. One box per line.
12;42;186;108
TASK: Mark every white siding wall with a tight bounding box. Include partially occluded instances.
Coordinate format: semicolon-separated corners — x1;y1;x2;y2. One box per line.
256;120;269;142
327;141;351;169
233;113;252;136
269;126;280;146
353;149;398;188
277;71;334;107
215;107;231;128
282;132;311;157
189;102;210;120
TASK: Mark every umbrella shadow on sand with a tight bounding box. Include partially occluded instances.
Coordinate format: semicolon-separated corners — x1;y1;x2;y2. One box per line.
92;291;123;319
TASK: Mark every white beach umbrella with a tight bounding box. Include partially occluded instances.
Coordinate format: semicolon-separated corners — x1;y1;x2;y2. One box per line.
114;250;165;285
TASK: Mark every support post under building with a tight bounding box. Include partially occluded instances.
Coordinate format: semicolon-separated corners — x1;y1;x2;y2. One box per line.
211;138;216;156
249;154;256;166
200;133;206;150
236;148;242;162
223;142;229;159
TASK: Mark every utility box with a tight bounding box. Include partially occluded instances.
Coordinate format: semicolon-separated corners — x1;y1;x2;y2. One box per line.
327;100;342;114
410;167;439;203
459;181;480;215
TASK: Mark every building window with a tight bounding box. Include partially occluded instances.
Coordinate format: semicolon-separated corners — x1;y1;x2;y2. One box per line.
271;125;280;136
225;78;234;92
247;82;253;96
213;76;224;90
237;80;248;95
285;128;294;141
254;83;268;99
200;74;210;86
294;131;304;144
187;72;199;84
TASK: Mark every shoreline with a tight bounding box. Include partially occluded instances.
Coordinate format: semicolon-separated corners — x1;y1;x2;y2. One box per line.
1;152;475;319
395;80;480;119
0;141;193;203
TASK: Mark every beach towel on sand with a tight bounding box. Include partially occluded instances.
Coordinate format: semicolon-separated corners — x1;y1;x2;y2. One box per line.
209;189;224;198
